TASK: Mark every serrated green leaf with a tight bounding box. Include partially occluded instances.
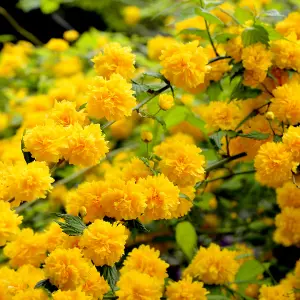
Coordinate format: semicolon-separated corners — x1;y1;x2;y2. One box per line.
55;213;87;236
178;28;209;39
35;279;58;293
242;25;270;47
234;7;254;23
124;219;149;233
236;260;265;281
231;80;262;100
238;131;270;140
214;33;238;43
195;7;224;25
273;134;282;143
175;221;197;260
99;265;119;291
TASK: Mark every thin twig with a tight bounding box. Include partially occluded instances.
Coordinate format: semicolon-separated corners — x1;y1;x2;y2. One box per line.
0;7;43;45
205;19;219;57
208;55;231;64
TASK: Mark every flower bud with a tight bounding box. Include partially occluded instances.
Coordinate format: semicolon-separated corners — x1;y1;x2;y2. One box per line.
158;94;174;111
265;111;274;120
79;206;87;217
141;131;153;143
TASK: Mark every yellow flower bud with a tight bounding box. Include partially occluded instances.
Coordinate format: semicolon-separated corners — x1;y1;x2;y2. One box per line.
63;30;79;42
158;94;174;111
79;206;87;217
141;131;153;143
265;111;275;120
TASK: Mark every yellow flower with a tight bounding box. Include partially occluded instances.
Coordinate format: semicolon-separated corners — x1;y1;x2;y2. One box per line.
276;12;300;40
87;74;136;121
160;41;210;90
147;36;176;61
122;157;152;182
259;284;295;300
139;174;179;220
4;228;46;268
123;6;141;26
202;101;241;131
242;43;272;71
211;2;235;24
120;245;169;282
110;118;134;140
274;207;300;247
17;264;45;289
166;276;209;300
172;185;195;218
52;289;92;300
158;94;174;111
81;265;109;299
155;141;206;187
12;161;54;206
79;219;128;266
43;222;66;252
101;179;146;220
49;100;87;127
224;26;243;62
63;29;79;41
243;69;268;87
183;243;239;285
92;42;135;80
271;82;300;125
276;181;300;209
116;270;163;300
0;201;23;246
62;123;109;167
141;130;153;143
12;288;48;300
53;56;82;77
271;33;300;72
283;126;300;162
23;121;67;163
44;248;91;290
46;38;69;52
254;142;293;188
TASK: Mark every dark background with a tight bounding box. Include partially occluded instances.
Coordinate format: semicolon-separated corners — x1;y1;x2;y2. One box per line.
0;0;106;43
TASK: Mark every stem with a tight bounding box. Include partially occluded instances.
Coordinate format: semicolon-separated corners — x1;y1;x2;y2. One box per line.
205;152;247;173
0;7;43;45
219;8;242;25
208;55;231;64
101;120;116;130
204;169;255;184
133;85;170;112
205;19;219;57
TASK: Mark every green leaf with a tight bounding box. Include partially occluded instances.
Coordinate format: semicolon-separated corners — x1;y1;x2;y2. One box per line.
249;220;269;231
242;25;270;47
99;265;119;291
142;72;170;85
262;9;284;18
214;33;238;43
234;7;254;23
185;113;208;135
179;193;191;201
207;81;222;100
236;260;265;282
164;106;189;129
21;132;34;164
204;0;225;9
17;0;40;12
124;219;149;233
178;28;209;39
229;62;244;82
78;103;87;110
75;28;101;51
273;134;282;143
54;213;87;236
41;0;60;14
238;131;270;140
207;296;231;300
258;23;283;41
195;8;224;25
0;35;15;43
35;279;58;293
209;130;237;150
231;80;262;100
175;221;197;260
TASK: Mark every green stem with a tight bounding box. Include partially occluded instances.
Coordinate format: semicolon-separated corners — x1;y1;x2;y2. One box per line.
0;7;43;45
205;152;247;173
101;120;116;130
219;8;242;25
208;55;231;64
205;19;219;57
133;85;170;112
204;169;255;183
